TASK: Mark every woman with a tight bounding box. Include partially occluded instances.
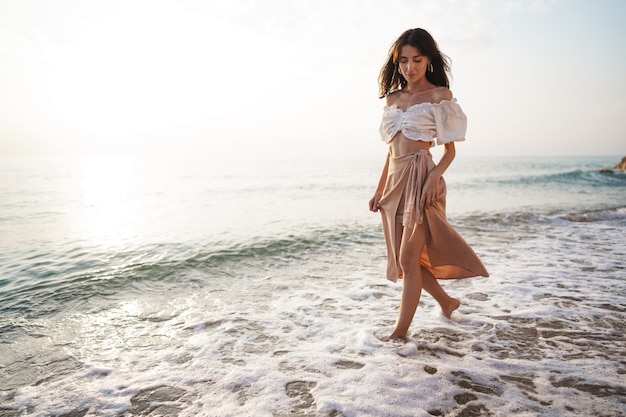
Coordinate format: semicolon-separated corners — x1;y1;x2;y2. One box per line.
369;28;489;341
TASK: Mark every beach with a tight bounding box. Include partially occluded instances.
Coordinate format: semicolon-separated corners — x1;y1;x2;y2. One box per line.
0;154;624;416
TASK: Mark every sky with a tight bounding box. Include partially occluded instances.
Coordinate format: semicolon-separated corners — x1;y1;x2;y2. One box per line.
0;0;625;160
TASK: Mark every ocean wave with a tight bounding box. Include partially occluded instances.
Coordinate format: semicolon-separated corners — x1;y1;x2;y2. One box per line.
456;205;626;229
0;225;381;318
560;206;626;222
485;169;626;188
455;210;552;228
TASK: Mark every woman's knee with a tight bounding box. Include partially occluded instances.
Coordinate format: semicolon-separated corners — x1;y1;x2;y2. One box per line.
399;253;420;279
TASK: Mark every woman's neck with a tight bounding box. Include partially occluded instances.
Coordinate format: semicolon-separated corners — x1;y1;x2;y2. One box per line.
405;80;435;93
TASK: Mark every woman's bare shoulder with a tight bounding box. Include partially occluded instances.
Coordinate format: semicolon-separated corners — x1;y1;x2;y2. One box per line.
432;87;453;103
385;90;403;106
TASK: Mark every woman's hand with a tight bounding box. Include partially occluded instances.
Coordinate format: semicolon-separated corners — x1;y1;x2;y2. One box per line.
419;172;441;210
369;191;382;212
419;142;454;210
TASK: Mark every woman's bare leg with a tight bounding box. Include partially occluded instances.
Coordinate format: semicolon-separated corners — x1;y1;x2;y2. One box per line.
387;223;427;340
421;268;460;319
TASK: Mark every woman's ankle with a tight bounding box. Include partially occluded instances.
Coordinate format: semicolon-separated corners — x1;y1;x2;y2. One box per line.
442;297;461;319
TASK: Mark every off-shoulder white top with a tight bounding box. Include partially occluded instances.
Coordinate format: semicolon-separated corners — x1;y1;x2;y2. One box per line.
379;98;467;146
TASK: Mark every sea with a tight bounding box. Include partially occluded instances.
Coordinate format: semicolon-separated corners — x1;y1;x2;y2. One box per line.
0;153;624;417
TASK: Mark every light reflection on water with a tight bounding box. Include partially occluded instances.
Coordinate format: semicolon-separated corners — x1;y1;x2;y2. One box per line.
0;155;377;254
57;293;188;368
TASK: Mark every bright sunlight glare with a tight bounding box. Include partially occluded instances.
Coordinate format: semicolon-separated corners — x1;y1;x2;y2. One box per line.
44;1;283;143
79;155;137;245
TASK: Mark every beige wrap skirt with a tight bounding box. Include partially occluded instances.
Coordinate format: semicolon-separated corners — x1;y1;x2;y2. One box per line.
378;149;489;282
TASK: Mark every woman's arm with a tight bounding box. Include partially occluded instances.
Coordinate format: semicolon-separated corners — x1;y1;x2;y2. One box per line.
369;152;390;212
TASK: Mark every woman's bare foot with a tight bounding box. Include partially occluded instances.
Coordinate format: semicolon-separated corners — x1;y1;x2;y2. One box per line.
381;331;408;342
442;298;461;319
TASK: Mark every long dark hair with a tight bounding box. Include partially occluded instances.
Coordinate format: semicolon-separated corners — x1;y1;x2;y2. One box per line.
378;28;451;98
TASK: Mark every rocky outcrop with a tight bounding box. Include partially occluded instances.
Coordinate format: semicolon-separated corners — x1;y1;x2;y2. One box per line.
600;156;626;173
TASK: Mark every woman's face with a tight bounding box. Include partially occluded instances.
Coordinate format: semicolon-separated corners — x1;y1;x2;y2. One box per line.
398;45;429;82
